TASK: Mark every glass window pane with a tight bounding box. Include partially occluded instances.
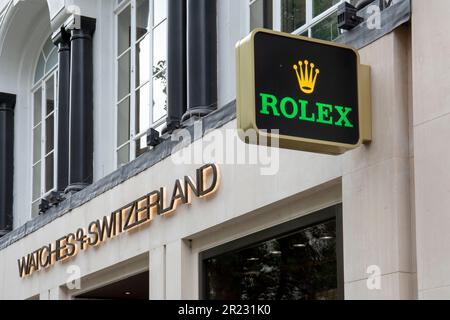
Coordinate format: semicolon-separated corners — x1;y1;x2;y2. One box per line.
136;83;150;135
43;37;55;59
282;0;306;33
117;144;130;167
32;163;41;201
313;0;339;18
250;0;264;30
118;51;131;101
117;97;131;146
33;89;42;126
46;76;55;115
311;12;339;41
136;34;151;87
45;153;54;193
33;125;41;164
118;5;131;55
204;220;338;300
32;201;40;217
152;70;167;123
45;49;58;73
250;0;273;30
34;53;45;83
152;20;167;69
45;114;54;154
154;0;167;25
136;0;150;40
136;136;148;158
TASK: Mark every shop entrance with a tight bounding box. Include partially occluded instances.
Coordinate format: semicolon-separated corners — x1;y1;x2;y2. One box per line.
200;205;343;300
74;271;149;300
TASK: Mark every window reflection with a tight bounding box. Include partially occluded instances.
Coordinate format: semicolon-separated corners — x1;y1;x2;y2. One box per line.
282;0;306;33
311;12;339;41
250;0;273;30
313;0;340;17
152;69;167;122
136;84;150;134
136;0;150;39
204;220;338;300
118;5;131;55
136;35;151;86
154;0;167;25
116;0;168;164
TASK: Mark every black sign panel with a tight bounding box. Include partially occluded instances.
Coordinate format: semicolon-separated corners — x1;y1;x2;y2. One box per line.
252;31;360;145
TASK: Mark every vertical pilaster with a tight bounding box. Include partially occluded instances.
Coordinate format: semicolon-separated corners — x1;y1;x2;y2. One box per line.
164;0;187;133
65;16;96;194
183;0;217;122
0;93;16;236
52;27;71;193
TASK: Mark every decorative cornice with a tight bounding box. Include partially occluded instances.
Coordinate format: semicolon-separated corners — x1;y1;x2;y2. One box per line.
0;92;16;112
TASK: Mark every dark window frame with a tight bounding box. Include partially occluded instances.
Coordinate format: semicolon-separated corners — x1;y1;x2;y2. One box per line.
199;204;344;300
263;0;273;29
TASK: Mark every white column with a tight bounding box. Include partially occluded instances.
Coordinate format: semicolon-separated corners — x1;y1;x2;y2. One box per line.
150;246;166;300
165;239;192;300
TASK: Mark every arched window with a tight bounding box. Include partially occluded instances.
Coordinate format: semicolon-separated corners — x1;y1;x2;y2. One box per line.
31;36;58;217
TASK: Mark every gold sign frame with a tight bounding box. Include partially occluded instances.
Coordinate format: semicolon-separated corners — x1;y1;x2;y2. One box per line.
236;28;372;155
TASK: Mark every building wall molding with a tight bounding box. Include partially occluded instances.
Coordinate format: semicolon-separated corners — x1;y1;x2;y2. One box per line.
0;100;236;250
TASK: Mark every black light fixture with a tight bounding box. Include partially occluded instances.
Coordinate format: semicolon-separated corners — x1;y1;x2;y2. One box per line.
337;2;364;30
38;191;66;215
38;199;50;215
247;257;260;262
146;128;163;148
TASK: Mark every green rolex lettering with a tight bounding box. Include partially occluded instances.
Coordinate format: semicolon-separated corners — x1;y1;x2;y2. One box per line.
316;103;333;125
280;97;298;119
259;93;280;117
335;106;354;128
298;99;315;122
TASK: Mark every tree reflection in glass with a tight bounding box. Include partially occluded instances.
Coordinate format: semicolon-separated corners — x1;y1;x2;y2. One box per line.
204;220;338;300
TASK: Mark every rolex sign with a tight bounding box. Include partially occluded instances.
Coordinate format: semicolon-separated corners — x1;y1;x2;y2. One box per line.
236;29;372;155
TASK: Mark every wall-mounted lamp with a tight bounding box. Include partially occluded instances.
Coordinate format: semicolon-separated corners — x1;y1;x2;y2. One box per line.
147;128;163;148
337;2;364;30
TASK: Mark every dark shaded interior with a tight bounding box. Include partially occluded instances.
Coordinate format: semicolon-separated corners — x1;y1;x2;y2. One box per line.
204;220;338;300
75;271;149;300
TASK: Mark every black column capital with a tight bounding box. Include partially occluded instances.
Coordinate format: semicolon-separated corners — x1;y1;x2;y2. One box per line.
64;15;96;37
52;26;71;51
0;93;16;112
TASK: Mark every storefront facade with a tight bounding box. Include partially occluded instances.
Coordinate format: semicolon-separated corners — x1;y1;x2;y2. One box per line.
0;0;448;300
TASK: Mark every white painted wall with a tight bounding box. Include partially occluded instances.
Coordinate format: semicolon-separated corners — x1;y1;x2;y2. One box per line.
411;0;450;300
0;0;417;300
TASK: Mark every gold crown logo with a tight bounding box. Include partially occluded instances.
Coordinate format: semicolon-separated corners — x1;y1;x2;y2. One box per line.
293;60;320;94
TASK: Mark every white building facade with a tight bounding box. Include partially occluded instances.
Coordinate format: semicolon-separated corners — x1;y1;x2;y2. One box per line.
0;0;448;300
